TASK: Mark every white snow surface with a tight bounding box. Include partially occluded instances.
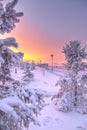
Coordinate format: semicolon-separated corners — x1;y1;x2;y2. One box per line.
12;66;87;130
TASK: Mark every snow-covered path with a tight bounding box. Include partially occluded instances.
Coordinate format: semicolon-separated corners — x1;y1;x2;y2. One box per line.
12;66;87;130
28;67;87;130
29;67;60;94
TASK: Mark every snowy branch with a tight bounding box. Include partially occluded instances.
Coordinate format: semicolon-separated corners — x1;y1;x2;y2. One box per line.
0;0;23;34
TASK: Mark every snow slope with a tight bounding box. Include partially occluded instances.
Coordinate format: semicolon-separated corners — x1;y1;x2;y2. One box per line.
12;66;87;130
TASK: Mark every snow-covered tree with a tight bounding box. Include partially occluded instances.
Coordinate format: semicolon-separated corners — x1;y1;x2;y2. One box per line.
63;41;87;107
52;41;87;113
0;0;23;84
0;81;48;130
0;37;24;85
22;62;33;84
63;40;87;74
76;72;87;113
0;1;48;130
31;60;36;70
52;77;75;112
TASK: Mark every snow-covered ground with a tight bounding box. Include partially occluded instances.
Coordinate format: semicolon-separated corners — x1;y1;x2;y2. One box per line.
12;66;87;130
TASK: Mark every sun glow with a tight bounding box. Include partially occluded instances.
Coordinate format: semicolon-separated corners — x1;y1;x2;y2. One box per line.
0;20;65;65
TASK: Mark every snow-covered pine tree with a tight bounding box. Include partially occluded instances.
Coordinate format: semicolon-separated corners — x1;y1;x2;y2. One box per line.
0;80;48;130
31;60;36;70
52;41;87;113
63;40;87;74
63;41;87;108
0;38;24;85
0;1;48;130
22;61;33;84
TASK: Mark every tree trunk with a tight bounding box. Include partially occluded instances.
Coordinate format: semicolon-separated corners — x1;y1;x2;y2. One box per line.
72;76;78;106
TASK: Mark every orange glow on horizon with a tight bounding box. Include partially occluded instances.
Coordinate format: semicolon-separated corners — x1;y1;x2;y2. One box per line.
0;19;65;65
11;47;65;65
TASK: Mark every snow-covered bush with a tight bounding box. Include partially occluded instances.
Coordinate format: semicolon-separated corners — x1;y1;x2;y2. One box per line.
52;77;75;112
76;72;87;113
52;41;87;113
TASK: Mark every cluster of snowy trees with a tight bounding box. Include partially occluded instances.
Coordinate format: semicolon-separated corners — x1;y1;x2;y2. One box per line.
52;40;87;113
0;1;48;130
0;1;87;130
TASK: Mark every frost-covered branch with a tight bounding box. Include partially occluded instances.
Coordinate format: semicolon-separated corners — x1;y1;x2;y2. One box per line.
0;81;49;129
0;0;23;34
0;37;18;48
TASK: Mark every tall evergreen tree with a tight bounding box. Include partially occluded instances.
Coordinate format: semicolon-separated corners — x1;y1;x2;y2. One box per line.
52;41;87;113
63;41;87;106
0;1;47;130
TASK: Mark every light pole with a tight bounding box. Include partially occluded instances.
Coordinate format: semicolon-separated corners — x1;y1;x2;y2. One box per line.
50;54;54;72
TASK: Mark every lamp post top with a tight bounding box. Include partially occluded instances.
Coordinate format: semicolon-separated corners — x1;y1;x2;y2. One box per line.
50;54;54;57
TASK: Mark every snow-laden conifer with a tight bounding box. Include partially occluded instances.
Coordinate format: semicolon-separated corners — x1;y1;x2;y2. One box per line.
0;1;48;130
22;62;33;83
63;40;87;74
52;41;87;113
0;37;24;85
0;80;48;130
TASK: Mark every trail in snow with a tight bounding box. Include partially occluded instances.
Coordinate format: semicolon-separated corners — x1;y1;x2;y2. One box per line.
29;67;61;94
12;66;87;130
29;67;87;130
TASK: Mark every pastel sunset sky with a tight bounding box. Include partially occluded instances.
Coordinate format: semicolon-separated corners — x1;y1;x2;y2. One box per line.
1;0;87;64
